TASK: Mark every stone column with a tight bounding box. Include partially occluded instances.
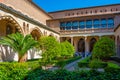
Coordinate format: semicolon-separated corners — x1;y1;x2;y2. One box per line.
71;37;73;45
73;37;78;52
85;36;89;57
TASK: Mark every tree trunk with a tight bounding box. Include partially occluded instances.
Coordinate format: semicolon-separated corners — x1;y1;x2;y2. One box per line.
18;53;28;62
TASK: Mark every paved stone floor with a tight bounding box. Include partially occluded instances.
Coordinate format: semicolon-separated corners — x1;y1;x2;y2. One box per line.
64;58;84;71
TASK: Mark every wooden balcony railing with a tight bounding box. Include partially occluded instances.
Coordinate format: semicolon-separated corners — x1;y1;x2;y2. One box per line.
60;28;114;34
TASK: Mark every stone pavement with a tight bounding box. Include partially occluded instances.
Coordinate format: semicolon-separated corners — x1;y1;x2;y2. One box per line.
63;58;84;71
48;57;84;71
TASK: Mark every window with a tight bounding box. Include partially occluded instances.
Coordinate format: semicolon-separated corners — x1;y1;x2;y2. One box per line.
81;12;83;14
101;19;107;28
100;10;102;12
6;24;13;35
86;20;92;28
95;10;97;13
77;13;79;15
90;11;92;13
79;21;85;29
93;19;100;28
108;18;114;28
66;22;72;30
111;9;113;12
60;22;66;30
68;13;70;16
72;21;78;29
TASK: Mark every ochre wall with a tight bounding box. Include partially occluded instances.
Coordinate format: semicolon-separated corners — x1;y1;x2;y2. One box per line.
2;0;52;25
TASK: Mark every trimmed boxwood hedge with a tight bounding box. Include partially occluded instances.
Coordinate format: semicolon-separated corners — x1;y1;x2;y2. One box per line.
0;62;120;80
26;68;120;80
56;56;81;68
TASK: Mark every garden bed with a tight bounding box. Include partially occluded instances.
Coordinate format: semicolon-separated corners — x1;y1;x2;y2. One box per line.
78;57;120;70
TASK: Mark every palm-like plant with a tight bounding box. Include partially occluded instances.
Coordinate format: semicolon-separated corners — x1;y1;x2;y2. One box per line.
0;33;38;62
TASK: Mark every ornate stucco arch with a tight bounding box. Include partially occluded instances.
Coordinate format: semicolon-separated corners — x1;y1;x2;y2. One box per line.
0;16;23;35
30;27;43;40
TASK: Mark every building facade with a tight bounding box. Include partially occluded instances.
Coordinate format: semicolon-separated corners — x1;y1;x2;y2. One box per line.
47;4;120;57
0;0;120;61
0;0;59;61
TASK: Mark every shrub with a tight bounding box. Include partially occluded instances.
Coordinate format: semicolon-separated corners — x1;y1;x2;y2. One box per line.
80;56;91;63
63;41;75;57
0;61;41;80
59;42;68;57
56;57;81;68
27;61;41;70
39;36;61;66
59;41;75;58
107;62;120;68
78;57;90;68
92;37;115;60
105;66;120;73
0;62;28;80
111;56;120;63
89;59;107;69
78;62;89;68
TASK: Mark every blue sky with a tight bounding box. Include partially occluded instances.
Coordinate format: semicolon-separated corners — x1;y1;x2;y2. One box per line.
33;0;120;12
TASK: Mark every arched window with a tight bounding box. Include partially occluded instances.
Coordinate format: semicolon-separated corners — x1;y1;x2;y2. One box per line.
89;38;97;52
78;38;85;52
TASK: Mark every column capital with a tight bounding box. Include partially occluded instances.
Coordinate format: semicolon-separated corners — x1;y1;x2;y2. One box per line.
84;36;88;40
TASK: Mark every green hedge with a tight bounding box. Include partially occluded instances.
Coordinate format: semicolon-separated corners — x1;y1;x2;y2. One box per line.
0;61;41;80
26;68;120;80
0;62;120;80
56;56;81;68
89;59;108;69
111;56;120;63
0;62;28;80
78;62;89;67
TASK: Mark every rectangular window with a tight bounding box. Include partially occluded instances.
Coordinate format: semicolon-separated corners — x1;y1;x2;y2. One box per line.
60;22;66;30
108;18;114;28
79;21;85;29
72;21;78;30
66;22;72;30
86;20;92;28
93;19;100;28
101;19;107;28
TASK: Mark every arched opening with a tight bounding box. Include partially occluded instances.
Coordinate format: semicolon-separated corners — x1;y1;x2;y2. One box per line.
0;16;22;36
31;29;42;40
0;16;22;61
67;39;71;43
89;38;97;52
78;38;85;53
